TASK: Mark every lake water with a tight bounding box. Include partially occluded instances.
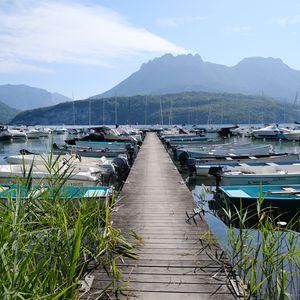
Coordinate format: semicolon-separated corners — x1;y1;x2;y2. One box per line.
0;133;71;163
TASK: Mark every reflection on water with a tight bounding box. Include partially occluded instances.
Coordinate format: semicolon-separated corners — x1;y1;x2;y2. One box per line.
0;133;74;164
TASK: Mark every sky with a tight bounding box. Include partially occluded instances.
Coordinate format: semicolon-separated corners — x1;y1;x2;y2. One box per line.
0;0;300;99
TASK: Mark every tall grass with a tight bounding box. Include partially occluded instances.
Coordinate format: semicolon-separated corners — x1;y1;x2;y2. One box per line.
0;153;136;299
220;195;300;300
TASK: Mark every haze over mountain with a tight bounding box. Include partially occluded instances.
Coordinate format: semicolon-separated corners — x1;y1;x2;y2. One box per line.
0;84;72;110
97;54;300;101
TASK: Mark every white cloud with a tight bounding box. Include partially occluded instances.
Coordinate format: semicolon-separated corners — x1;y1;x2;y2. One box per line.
277;15;300;27
0;1;187;73
0;58;51;73
157;16;207;28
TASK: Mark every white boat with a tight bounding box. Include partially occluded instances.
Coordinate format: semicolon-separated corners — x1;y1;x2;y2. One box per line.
8;129;27;140
282;128;300;141
230;127;253;137
0;164;102;186
35;127;50;137
252;125;287;139
76;141;131;151
177;143;272;159
116;127;143;142
5;154;115;175
53;127;68;134
26;128;45;139
52;144;127;158
220;163;300;186
194;157;300;177
0;126;12;141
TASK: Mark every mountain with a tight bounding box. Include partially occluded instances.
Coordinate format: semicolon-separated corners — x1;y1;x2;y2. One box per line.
96;54;300;101
0;101;19;124
0;84;72;110
10;91;300;125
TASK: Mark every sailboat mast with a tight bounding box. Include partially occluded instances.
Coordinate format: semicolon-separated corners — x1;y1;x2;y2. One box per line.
72;93;75;126
88;99;91;125
128;98;131;126
169;98;173;125
207;101;211;126
294;91;298;106
160;97;163;125
145;96;148;125
114;96;118;124
102;99;105;125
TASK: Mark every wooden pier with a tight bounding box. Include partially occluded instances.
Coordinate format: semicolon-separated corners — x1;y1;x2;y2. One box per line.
81;132;239;299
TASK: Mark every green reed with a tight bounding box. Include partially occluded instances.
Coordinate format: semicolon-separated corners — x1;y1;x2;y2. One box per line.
0;153;136;299
221;195;300;300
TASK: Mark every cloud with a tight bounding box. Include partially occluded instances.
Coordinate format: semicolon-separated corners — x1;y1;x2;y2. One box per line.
157;16;207;28
0;1;187;73
0;59;50;73
277;15;300;27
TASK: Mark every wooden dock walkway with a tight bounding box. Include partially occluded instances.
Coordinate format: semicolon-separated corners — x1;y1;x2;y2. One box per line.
81;132;239;299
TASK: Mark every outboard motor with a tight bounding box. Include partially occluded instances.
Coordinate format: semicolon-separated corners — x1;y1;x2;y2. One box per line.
126;145;136;165
178;151;189;166
186;158;196;176
112;155;130;182
208;166;223;191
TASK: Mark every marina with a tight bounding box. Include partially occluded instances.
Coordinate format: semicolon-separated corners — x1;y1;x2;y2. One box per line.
2;2;300;298
0;123;299;299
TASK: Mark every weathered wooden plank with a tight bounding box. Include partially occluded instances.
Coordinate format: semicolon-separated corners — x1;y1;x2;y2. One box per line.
89;281;232;293
82;132;236;299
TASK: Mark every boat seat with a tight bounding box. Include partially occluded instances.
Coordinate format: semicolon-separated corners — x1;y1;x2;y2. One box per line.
238;163;250;167
267;162;278;166
283;187;300;197
276;170;287;174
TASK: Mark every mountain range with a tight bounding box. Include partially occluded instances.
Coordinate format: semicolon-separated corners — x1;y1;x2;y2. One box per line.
97;54;300;101
0;84;71;110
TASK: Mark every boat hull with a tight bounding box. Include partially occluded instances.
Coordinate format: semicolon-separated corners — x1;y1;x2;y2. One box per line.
221;173;300;186
219;184;300;211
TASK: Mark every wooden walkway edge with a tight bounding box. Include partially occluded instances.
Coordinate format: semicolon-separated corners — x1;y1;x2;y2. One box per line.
81;132;239;299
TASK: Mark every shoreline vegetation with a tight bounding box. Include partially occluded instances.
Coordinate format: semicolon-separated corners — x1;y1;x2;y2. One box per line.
0;154;137;299
10;91;300;126
205;189;300;300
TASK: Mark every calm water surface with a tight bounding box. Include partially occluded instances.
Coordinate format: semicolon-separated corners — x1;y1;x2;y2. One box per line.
0;133;72;163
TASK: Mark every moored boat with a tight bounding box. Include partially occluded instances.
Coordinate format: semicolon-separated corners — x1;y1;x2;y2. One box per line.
216;163;300;186
189;154;300;176
282;128;300;141
51;144;127;158
0;164;103;186
0;126;12;141
0;184;112;201
176;143;273;163
8;128;27;140
5;153;116;175
252;124;287;139
218;184;300;211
